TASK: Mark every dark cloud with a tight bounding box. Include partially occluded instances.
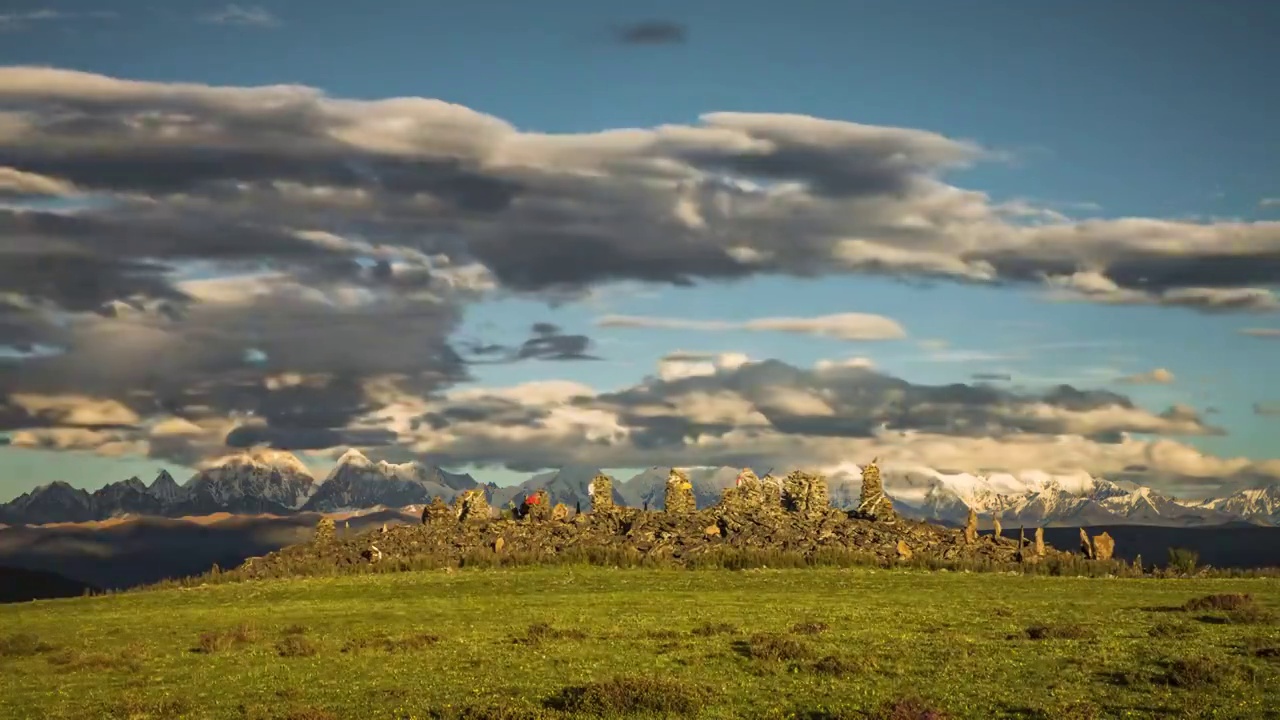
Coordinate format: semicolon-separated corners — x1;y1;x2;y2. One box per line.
613;20;686;45
463;322;602;363
1254;402;1280;417
971;372;1012;382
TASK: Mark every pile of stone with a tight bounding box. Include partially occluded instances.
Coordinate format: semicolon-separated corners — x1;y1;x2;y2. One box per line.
665;469;696;514
239;462;1116;581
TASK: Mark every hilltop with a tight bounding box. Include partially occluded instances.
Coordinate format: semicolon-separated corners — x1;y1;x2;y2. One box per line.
2;567;1278;719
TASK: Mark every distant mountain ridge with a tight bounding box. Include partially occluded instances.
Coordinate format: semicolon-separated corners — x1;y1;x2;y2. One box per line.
0;449;481;526
3;453;1278;528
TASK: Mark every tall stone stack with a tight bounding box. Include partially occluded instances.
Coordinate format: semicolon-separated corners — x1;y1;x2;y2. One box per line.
760;474;783;508
588;474;615;513
781;471;830;519
855;458;896;522
523;489;553;522
665;469;697;514
721;468;764;511
421;497;454;525
454;489;490;523
314;516;336;545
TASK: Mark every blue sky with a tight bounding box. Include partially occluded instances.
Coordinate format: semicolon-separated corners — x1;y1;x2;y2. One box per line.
0;1;1277;499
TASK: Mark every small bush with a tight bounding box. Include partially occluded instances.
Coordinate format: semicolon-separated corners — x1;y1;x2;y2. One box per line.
737;632;813;662
1183;593;1254;612
276;635;319;658
811;654;876;677
1167;547;1199;575
1148;621;1195;638
1162;657;1241;688
341;633;441;653
512;622;587;646
545;676;711;715
1023;624;1092;640
281;623;309;636
0;633;54;657
195;623;259;653
46;645;146;673
790;621;830;635
690;621;739;637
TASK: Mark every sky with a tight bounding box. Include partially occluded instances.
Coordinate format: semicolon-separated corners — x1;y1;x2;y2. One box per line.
0;1;1277;501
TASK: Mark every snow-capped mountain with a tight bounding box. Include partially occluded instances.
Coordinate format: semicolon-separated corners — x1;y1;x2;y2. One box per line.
873;468;1247;528
1193;486;1280;526
616;466;747;510
300;448;477;512
170;450;318;516
490;465;616;510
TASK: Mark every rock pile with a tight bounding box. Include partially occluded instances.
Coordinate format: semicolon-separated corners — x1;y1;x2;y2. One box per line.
314;517;336;544
853;459;896;523
422;497;454;525
665;469;696;514
454;489;490;523
236;462;1114;581
781;471;830;519
588;474;615;513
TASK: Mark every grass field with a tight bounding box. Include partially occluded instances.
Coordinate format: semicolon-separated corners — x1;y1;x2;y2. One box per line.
2;567;1279;719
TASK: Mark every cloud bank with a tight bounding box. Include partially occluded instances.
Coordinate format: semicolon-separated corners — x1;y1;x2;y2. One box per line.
0;67;1276;493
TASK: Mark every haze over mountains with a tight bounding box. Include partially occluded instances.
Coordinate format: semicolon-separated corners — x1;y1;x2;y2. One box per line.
3;449;1278;528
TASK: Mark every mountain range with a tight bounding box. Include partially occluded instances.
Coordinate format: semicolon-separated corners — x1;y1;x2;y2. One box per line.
3;449;1279;528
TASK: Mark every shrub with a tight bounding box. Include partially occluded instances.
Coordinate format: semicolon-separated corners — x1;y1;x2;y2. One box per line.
811;654;876;676
1162;657;1241;688
545;676;711;715
1182;593;1254;612
875;696;951;720
1023;624;1092;640
790;621;830;635
275;634;319;657
0;633;54;657
1167;547;1199;575
690;621;739;637
738;633;813;661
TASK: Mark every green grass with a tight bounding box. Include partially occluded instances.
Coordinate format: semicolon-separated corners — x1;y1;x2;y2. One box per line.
2;567;1279;719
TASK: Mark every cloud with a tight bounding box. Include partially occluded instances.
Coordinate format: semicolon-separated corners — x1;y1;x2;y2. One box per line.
1240;327;1280;338
199;4;278;27
0;66;1277;316
971;372;1012;382
1254;402;1280;417
613;20;686;45
1115;368;1176;385
463;322;602;362
325;356;1262;497
1261;198;1280;209
0;9;116;31
597;313;907;340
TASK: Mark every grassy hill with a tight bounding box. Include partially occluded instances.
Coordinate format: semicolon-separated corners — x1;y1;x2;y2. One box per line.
1;567;1279;719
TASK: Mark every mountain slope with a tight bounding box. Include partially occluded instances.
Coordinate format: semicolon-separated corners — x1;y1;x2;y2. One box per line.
301;449;475;512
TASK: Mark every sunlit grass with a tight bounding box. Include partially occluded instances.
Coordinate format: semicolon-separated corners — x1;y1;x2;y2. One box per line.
2;566;1278;718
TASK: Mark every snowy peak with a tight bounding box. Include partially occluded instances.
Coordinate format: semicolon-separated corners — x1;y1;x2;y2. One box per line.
303;451;478;513
1197;485;1280;524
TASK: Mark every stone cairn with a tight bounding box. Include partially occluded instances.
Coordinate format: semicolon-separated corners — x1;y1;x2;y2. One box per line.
1092;531;1115;561
665;469;697;514
314;516;337;544
854;458;896;523
781;471;830;519
551;503;570;521
588;474;615;513
722;468;765;510
454;489;490;523
963;508;978;545
422;497;454;525
760;473;783;508
1079;528;1094;559
522;489;553;522
1034;527;1045;556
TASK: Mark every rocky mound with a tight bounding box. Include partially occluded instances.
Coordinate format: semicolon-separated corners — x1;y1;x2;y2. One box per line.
234;465;1087;579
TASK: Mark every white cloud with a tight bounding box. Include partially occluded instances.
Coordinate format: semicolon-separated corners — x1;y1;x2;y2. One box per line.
1241;327;1280;338
1115;368;1176;385
199;4;278;27
598;313;907;341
